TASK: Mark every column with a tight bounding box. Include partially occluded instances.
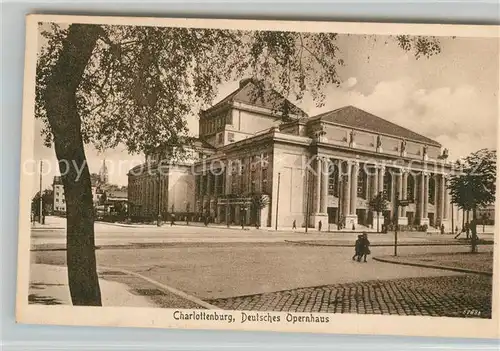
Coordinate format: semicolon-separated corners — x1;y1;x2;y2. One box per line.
443;176;449;219
418;172;425;221
437;174;445;223
350;161;358;215
207;172;212;196
397;171;403;214
401;171;408;217
214;173;220;196
343;162;351;216
377;165;385;194
372;166;379;197
315;157;322;213
320;158;328;213
225;163;231;194
200;172;205;197
423;173;429;219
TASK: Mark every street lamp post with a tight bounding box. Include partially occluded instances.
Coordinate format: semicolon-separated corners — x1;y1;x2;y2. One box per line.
305;170;309;233
275;172;281;231
241;204;248;230
394;191;409;257
39;160;43;224
157;169;162;227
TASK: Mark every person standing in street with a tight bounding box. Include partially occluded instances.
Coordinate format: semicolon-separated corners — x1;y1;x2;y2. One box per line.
318;220;322;232
360;232;371;262
292;220;297;230
352;235;363;261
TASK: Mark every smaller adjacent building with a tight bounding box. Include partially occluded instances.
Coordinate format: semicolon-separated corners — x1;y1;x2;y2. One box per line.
52;159;127;216
478;204;495;225
104;189;129;213
52;176;66;214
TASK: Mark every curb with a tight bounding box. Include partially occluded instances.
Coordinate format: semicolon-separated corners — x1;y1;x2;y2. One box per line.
31;226;65;230
96;221;252;231
284;240;491;247
373;257;493;276
99;265;218;310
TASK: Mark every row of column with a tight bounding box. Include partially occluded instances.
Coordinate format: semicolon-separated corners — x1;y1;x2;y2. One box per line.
130;174;166;216
197;171;225;198
313;157;450;224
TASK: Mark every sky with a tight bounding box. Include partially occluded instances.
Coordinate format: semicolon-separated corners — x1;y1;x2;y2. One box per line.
31;30;499;195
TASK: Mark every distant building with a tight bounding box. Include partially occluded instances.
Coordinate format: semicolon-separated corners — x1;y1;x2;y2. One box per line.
128;78;459;230
478;204;495;225
52;176;66;213
52;167;111;215
99;158;109;185
105;189;128;213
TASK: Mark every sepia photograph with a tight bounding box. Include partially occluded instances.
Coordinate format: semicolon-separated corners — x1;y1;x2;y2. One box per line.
16;15;499;338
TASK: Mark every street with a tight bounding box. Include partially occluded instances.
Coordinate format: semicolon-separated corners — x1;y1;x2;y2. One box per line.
30;218;494;318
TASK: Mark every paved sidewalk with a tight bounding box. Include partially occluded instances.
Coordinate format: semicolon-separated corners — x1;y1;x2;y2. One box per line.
208;274;492;318
31;216;66;230
29;264;157;307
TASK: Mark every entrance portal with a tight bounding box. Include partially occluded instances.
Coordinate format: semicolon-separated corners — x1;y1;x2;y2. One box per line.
429;212;435;227
356;209;368;226
327;207;338;224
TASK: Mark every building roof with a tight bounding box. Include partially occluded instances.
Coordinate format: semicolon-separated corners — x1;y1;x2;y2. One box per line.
203;78;308;118
106;190;128;200
53;176;63;185
192;138;216;150
309;105;441;146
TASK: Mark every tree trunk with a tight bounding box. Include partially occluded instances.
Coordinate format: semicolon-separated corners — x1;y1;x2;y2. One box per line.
471;207;478;253
376;211;380;233
44;24;103;306
466;210;470;239
256;206;260;229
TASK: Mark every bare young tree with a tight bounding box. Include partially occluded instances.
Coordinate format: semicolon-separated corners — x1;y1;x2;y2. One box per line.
448;149;496;253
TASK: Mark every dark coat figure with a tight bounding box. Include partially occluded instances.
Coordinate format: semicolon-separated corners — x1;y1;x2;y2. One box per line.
440;223;445;234
170;214;175;226
318;220;322;232
359;233;371;262
352;235;363;261
292;220;297;229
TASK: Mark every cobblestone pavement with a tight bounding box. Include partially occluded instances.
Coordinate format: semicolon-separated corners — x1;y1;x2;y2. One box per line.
208;275;492;319
378;252;493;273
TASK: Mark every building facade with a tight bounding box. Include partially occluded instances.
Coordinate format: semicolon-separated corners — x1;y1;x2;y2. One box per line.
52;160;110;214
52;176;66;213
128;78;461;231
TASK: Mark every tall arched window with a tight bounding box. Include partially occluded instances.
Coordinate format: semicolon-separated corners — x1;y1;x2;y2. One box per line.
428;176;436;205
357;167;368;199
407;174;415;201
383;171;392;200
328;163;339;196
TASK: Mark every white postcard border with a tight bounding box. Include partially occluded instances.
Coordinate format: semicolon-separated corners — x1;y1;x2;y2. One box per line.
16;14;500;339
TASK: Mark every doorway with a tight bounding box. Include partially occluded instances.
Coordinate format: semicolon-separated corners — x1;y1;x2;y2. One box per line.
327;207;338;224
356;209;368;226
428;213;435;227
407;211;414;225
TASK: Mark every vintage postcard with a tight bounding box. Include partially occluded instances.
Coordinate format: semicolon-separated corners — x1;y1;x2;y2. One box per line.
16;14;499;339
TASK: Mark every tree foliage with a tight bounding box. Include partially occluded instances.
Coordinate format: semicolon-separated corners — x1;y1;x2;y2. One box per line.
36;23;442;155
448;149;496;211
448;148;496;252
369;192;389;214
369;191;388;233
31;189;54;216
